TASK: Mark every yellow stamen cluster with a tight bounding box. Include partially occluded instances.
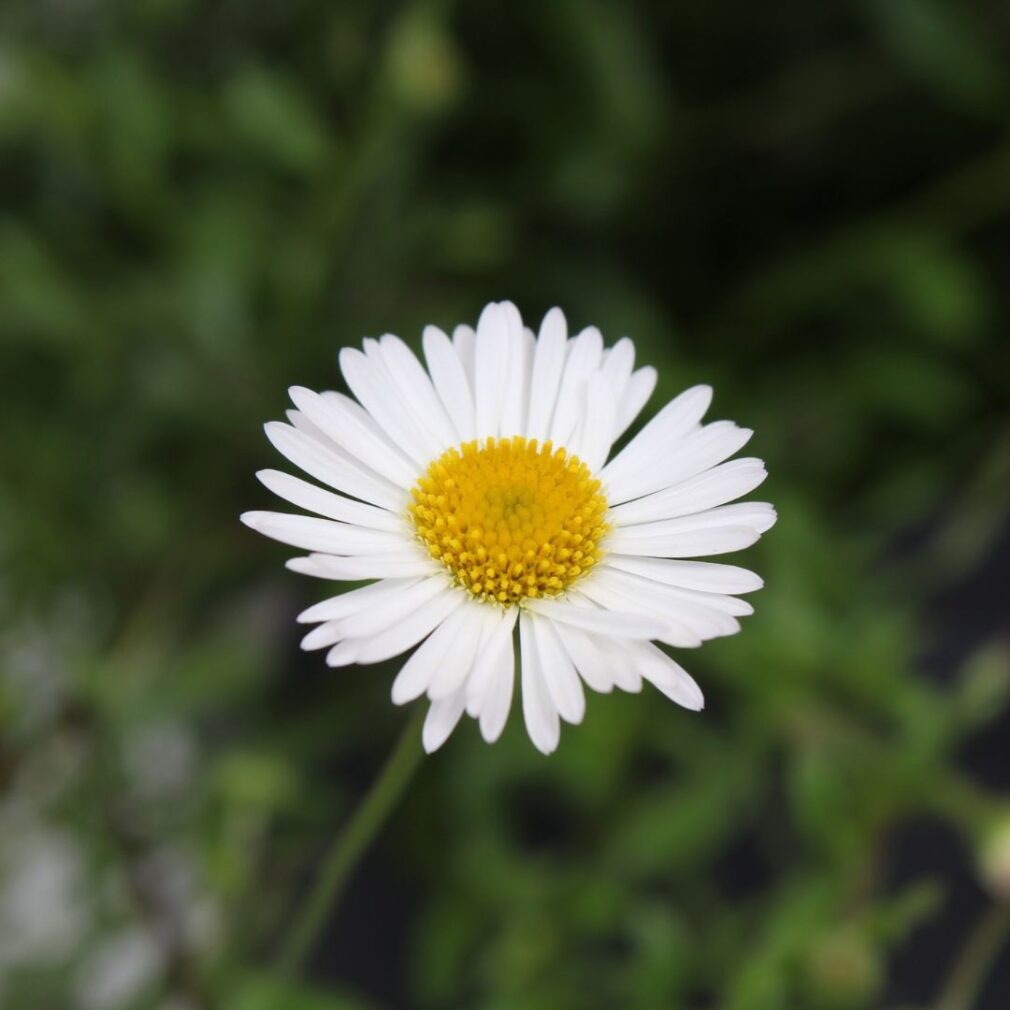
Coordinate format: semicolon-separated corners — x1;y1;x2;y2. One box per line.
409;436;609;605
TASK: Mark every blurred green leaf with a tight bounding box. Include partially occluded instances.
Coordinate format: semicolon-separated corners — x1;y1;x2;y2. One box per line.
235;973;375;1010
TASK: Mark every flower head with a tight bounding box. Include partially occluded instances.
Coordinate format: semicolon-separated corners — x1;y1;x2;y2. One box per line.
242;301;775;753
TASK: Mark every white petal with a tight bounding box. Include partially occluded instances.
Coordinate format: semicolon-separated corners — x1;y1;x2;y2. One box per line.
298;577;420;623
325;640;359;667
570;372;616;472
550;622;615;693
240;511;406;555
573;579;703;648
351;586;462;664
288;386;418;489
605;555;764;594
377;335;458;449
671;588;752;616
339;347;438;465
600;336;635;408
586;567;741;641
613;366;657;439
609;502;777;542
606;525;761;558
718;502;777;533
478;629;516;743
256;470;403;532
453;324;476;388
319;388;392;440
285;552;438;580
286;407;336;448
530;616;585;724
423;325;476;442
609;458;767;527
499;302;531;437
427;603;489;699
473;303;510;439
606;421;753;505
610;500;775;541
465;608;518;715
548;326;604;446
264;422;405;512
626;640;704;710
300;622;345;651
309;577;448;644
422;690;467;753
602;385;713;489
595;567;755;617
525;307;568;443
519;612;559;754
525;595;668;639
599;638;645;693
612;661;644;693
391;611;459;704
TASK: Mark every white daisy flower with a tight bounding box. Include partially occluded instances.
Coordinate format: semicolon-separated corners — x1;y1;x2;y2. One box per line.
242;301;775;754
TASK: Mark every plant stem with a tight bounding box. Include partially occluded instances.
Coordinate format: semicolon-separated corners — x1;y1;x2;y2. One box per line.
936;903;1010;1010
276;708;425;974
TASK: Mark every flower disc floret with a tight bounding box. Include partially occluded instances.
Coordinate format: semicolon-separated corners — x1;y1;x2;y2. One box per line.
409;436;609;605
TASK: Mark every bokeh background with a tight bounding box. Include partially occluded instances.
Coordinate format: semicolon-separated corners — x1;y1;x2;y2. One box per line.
3;1;1010;1008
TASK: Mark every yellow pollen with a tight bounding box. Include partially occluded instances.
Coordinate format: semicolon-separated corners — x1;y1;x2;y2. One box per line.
408;436;609;605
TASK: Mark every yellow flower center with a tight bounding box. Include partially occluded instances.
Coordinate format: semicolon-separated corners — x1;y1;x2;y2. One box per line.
408;436;609;605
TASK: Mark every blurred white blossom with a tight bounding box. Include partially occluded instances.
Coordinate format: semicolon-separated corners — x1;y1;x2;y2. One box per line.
74;928;163;1010
0;831;89;968
124;722;197;799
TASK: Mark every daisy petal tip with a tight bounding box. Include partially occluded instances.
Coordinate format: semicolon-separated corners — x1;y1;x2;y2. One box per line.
254;468;286;493
239;511;262;530
421;731;446;755
295;599;327;624
390;681;416;707
681;679;706;711
287;385;314;409
421;324;449;349
476;301;501;328
421;721;452;754
479;721;505;745
743;503;778;535
326;642;358;667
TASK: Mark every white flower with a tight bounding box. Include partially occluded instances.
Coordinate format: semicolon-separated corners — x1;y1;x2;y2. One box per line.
74;928;163;1010
242;301;775;754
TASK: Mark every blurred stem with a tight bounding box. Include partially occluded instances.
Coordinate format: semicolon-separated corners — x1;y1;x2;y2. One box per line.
276;709;425;974
935;903;1010;1010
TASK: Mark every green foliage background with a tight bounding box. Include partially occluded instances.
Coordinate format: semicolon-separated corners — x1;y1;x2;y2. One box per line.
2;1;1010;1008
